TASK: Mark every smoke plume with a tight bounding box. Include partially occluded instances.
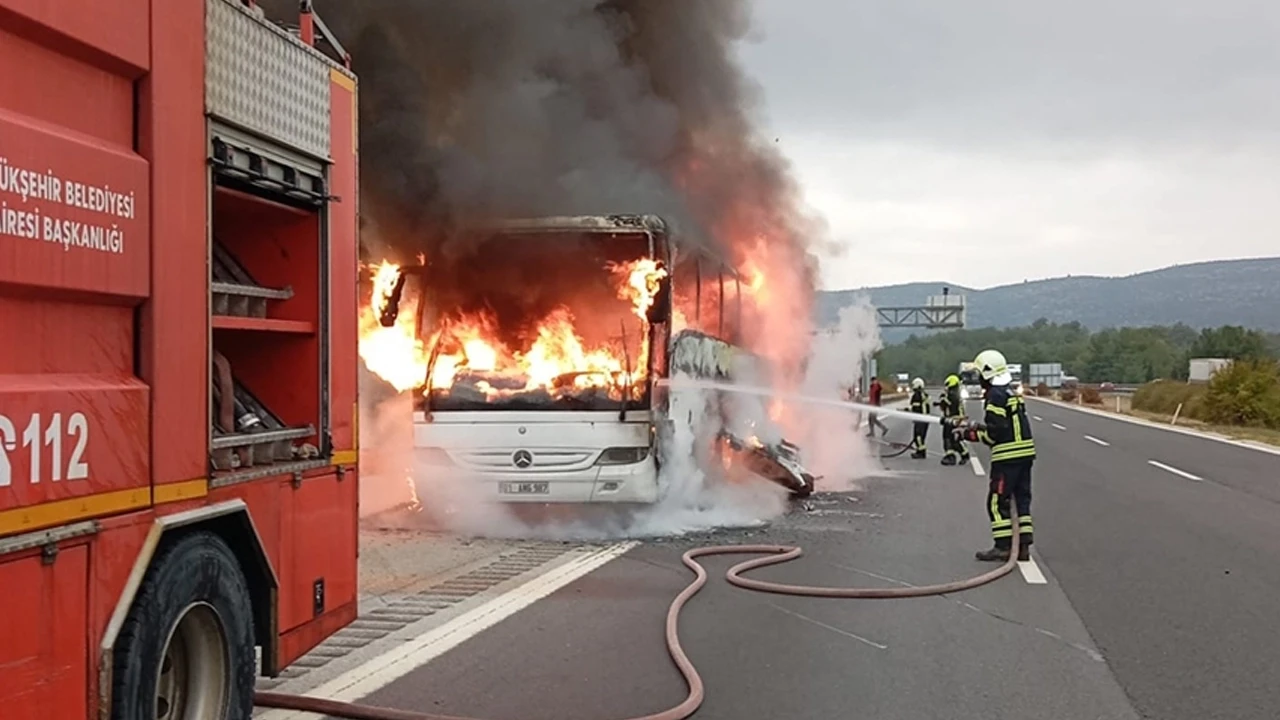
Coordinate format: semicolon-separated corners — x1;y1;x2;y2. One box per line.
793;299;884;490
263;0;828;370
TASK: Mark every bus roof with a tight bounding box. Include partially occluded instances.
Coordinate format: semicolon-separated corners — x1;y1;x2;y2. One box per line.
464;214;669;234
466;214;739;277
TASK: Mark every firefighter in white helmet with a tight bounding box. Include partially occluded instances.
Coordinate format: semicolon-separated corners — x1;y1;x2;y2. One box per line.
908;377;929;459
954;348;1036;562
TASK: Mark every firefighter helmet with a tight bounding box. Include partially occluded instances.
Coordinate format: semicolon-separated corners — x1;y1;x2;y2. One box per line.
974;349;1009;382
911;377;925;390
945;374;960;387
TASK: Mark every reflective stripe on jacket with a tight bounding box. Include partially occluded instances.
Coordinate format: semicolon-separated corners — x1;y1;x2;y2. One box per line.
910;388;929;414
978;384;1036;463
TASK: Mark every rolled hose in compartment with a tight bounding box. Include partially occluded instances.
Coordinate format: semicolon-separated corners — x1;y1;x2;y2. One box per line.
255;504;1022;720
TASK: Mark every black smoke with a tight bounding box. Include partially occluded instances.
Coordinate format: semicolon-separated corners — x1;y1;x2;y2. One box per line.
262;0;826;370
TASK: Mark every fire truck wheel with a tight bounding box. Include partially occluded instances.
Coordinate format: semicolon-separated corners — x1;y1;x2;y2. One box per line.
111;531;256;720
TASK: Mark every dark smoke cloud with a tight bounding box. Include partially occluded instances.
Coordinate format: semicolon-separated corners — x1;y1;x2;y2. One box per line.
263;0;827;367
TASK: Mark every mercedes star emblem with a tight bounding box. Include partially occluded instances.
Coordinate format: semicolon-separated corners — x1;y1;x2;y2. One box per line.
511;450;533;469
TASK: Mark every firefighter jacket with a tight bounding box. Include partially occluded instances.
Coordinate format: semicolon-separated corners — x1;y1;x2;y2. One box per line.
910;388;930;415
978;383;1036;464
938;386;962;418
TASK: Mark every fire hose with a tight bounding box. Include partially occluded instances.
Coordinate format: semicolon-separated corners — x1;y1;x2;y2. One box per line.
254;383;1006;719
255;520;1019;719
874;437;915;458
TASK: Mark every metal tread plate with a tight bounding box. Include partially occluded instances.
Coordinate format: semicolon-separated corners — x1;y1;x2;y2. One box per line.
205;0;332;159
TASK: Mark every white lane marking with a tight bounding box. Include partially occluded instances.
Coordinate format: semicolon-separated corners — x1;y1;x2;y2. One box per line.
1027;397;1280;457
1018;559;1048;585
1033;415;1043;422
259;542;638;718
1052;423;1067;431
1084;435;1110;447
970;456;985;476
1148;460;1204;482
770;603;888;650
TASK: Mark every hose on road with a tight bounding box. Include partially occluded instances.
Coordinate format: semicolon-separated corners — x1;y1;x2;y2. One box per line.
254;504;1021;720
874;436;914;458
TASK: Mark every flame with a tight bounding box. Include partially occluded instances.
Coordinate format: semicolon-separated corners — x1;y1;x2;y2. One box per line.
739;254;767;299
358;256;665;401
609;258;667;322
359;261;429;393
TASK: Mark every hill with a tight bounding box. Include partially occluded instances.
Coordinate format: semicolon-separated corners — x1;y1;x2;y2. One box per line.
818;257;1280;343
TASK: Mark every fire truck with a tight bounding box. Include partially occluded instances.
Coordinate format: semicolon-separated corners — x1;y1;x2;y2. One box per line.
0;1;359;718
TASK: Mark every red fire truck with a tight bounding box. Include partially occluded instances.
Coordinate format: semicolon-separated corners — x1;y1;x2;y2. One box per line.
0;1;360;718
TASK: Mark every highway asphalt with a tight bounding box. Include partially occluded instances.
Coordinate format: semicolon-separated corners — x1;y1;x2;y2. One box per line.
349;404;1158;720
329;398;1280;720
1021;398;1280;720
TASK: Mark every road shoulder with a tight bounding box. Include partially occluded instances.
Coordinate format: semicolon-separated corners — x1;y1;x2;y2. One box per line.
1027;396;1280;456
255;524;622;717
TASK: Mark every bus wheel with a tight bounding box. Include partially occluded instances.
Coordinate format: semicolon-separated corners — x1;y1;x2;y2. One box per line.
111;531;256;720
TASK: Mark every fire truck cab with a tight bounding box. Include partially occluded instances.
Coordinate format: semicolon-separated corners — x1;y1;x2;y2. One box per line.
0;1;359;718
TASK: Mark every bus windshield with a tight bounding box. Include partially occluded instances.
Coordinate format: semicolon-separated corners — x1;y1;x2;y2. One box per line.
410;228;666;412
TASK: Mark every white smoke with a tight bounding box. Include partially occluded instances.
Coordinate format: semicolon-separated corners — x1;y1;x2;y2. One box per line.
357;376;787;539
789;298;884;491
634;383;790;535
357;376;418;520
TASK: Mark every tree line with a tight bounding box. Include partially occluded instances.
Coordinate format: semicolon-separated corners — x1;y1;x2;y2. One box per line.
876;320;1280;385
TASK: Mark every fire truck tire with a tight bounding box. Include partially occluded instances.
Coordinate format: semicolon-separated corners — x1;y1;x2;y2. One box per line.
111;531;256;720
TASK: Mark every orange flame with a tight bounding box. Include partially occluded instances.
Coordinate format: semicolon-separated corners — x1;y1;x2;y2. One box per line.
609;258;667;322
359;261;428;393
358;257;665;401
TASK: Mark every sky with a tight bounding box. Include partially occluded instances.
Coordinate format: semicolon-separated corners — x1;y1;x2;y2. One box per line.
736;0;1280;291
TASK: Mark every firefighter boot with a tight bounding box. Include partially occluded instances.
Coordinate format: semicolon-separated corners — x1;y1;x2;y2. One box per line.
959;454;970;466
974;546;1009;562
911;449;927;459
940;455;957;466
974;545;1030;562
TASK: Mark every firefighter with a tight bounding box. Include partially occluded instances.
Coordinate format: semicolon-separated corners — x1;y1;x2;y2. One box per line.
956;348;1036;562
909;377;930;459
935;374;970;466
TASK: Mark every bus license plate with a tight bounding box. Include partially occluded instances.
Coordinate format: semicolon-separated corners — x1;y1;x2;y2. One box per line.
500;481;549;495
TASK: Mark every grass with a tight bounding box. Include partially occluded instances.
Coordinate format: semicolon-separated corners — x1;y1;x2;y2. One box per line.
1124;407;1280;447
1053;386;1280;448
1133;380;1208;417
1047;372;1280;448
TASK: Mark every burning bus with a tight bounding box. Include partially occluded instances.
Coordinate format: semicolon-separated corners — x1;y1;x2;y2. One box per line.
361;214;816;506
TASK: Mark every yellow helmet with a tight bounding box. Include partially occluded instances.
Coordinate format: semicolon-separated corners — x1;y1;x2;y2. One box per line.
945;374;960;387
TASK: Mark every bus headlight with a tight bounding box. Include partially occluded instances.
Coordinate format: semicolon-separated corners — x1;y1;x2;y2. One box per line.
595;447;650;465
